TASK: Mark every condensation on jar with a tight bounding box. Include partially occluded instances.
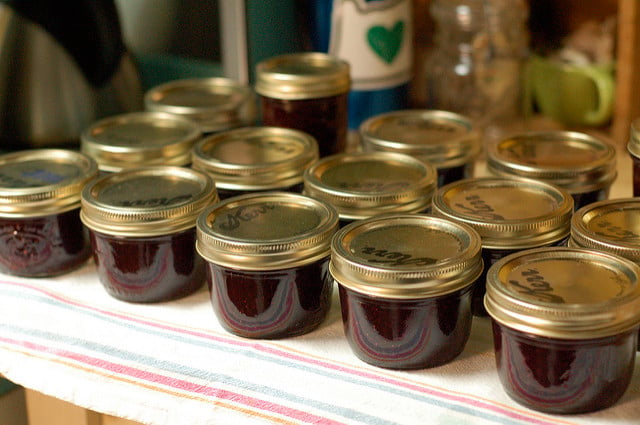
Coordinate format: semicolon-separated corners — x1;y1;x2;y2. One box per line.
144;77;257;134
303;151;437;227
432;177;573;317
487;131;617;210
360;109;481;187
0;149;98;277
255;52;350;158
80;166;218;303
196;192;339;339
330;214;483;369
81;111;202;174
628;117;640;196
485;247;640;414
192;126;319;200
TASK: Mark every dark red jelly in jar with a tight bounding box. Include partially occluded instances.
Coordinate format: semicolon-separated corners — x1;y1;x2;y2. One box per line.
81;166;217;303
485;247;640;414
255;52;350;158
196;192;339;339
0;149;98;277
330;214;483;369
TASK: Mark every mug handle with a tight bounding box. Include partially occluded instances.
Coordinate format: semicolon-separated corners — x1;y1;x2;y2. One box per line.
580;66;615;126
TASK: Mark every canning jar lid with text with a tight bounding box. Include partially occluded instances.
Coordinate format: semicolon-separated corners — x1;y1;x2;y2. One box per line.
330;214;483;299
303;151;438;221
81;166;217;237
359;109;481;169
196;192;339;270
192;127;319;192
487;131;617;194
485;247;640;339
432;177;573;249
144;77;256;133
255;52;351;100
569;198;640;264
0;149;98;217
81;111;202;173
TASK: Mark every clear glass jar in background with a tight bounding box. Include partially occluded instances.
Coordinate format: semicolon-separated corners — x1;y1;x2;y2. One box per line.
628;117;640;196
423;0;529;142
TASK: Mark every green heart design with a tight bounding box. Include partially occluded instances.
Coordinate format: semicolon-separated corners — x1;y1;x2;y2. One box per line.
367;21;404;64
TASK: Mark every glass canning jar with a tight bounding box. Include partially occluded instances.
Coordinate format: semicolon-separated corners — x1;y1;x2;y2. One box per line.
628;117;640;196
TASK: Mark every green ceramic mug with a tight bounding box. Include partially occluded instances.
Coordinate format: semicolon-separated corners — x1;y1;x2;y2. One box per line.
525;55;615;127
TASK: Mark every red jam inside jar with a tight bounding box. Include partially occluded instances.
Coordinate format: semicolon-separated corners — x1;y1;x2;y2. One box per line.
485;247;640;414
330;214;483;369
0;149;98;277
255;52;350;157
196;192;339;339
81;166;217;303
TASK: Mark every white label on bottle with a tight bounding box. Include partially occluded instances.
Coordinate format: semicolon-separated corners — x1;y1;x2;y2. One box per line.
328;0;413;91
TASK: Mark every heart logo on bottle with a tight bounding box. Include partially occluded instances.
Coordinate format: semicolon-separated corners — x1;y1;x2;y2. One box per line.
367;21;404;64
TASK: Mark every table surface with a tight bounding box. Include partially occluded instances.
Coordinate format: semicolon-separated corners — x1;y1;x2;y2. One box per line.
0;146;638;425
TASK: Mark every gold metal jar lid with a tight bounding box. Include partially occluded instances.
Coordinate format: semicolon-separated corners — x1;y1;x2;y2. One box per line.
81;111;202;173
360;109;481;168
485;247;640;339
81;166;217;237
255;52;351;100
192;127;319;191
0;149;98;217
627;117;640;158
303;152;437;221
432;177;573;249
570;198;640;264
487;131;617;194
144;78;257;133
196;192;338;270
330;214;483;299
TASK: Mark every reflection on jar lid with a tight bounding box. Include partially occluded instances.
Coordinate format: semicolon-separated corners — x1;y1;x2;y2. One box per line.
192;127;318;191
0;149;98;217
570;198;640;264
485;247;640;339
432;177;573;249
144;78;256;133
360;109;481;168
81;111;202;173
255;52;351;100
303;151;437;221
80;166;217;237
487;131;617;193
330;214;483;299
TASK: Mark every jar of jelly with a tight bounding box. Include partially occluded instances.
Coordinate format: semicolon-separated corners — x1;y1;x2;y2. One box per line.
81;111;202;174
81;166;218;303
303;151;437;226
485;247;640;414
192;126;319;200
255;52;350;157
144;77;256;134
196;192;339;339
0;149;98;277
432;177;573;316
330;214;483;369
487;131;617;210
360;110;481;187
628;117;640;196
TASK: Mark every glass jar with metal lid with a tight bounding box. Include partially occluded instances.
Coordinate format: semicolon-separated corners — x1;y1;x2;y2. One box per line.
485;247;640;414
192;126;319;200
81;166;218;303
81;111;202;174
330;214;483;369
196;192;339;339
303;151;437;226
255;52;350;158
627;117;640;196
432;177;573;316
360;109;481;186
487;131;617;210
0;149;98;276
144;77;256;134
